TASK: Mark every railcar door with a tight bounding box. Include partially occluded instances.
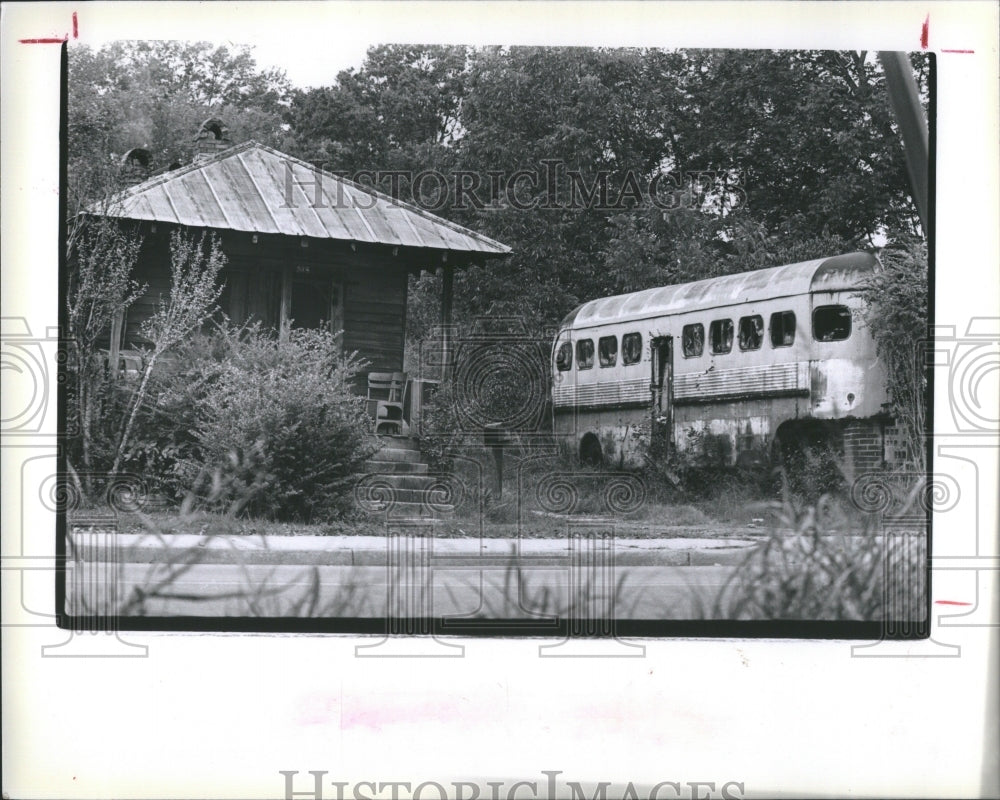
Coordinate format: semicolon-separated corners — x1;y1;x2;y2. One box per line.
650;336;674;456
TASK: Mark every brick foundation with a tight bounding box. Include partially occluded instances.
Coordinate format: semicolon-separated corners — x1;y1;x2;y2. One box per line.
843;419;888;474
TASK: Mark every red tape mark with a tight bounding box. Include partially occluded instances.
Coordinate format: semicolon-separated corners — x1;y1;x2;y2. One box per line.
935;600;972;606
920;14;929;49
18;10;77;44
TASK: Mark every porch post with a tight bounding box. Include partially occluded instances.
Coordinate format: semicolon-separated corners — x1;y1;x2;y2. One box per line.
279;266;293;342
440;259;453;381
108;308;124;380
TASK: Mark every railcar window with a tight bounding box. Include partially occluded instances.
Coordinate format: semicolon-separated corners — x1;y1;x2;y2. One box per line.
556;342;572;371
622;332;642;365
813;305;852;342
682;323;704;357
598;336;618;367
576;339;594;369
709;319;734;354
738;315;764;351
770;311;796;347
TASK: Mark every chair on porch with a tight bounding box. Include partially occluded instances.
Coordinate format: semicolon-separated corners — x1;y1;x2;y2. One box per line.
367;371;407;435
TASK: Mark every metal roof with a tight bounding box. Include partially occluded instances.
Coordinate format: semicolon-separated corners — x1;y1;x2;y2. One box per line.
563;252;879;330
94;141;511;257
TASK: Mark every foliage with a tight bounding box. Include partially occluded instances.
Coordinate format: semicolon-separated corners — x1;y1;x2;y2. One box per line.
286;45;930;350
178;327;378;522
67;40;293;203
860;238;929;470
289;45;468;172
64;216;146;478
711;485;927;621
111;231;227;476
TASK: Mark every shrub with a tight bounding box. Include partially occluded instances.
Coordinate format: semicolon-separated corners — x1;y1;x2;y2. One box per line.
113;324;242;500
861;238;929;470
165;326;377;521
711;483;927;621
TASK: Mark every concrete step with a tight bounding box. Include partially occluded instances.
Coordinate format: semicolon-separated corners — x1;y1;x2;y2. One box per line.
368;446;425;463
368;500;455;519
372;435;421;452
364;460;430;474
358;486;444;505
358;473;439;490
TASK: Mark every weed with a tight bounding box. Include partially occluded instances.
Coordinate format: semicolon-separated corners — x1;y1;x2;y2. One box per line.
706;479;927;621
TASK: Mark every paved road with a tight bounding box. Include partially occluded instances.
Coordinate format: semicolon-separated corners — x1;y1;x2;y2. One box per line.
66;562;737;620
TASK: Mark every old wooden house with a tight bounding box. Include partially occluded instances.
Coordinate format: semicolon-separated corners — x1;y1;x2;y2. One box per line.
98;120;510;431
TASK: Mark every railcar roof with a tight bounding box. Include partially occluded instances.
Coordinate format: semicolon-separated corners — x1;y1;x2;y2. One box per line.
561;252;878;330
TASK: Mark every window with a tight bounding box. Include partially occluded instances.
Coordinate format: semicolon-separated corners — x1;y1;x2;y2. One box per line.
738;315;764;351
682;323;704;358
622;332;642;365
770;311;796;347
555;341;572;371
576;339;594;369
598;335;618;367
813;305;852;342
709;319;734;354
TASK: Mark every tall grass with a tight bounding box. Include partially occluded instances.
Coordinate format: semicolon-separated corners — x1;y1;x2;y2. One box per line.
707;478;927;621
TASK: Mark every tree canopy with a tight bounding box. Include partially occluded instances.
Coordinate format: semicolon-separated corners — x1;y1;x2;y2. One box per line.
69;42;929;339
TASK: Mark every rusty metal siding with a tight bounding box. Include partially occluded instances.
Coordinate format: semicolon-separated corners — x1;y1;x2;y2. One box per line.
552;376;647;409
673;362;811;404
98;141;510;257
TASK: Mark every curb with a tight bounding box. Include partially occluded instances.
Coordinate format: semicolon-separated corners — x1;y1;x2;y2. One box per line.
69;534;760;569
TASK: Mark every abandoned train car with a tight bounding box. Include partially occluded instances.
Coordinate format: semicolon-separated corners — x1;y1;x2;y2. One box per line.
551;252;896;472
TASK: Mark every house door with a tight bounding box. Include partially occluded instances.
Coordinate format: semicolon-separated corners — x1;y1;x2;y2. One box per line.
651;336;674;455
283;267;344;334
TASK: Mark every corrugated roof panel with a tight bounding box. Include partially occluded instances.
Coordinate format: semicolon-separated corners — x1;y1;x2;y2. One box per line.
187;169;232;230
356;200;405;246
238;147;309;238
404;210;453;250
126;192;159;221
135;186;179;223
325;183;380;243
160;179;204;228
202;158;258;232
388;206;429;248
309;180;359;241
92;141;510;256
267;158;333;241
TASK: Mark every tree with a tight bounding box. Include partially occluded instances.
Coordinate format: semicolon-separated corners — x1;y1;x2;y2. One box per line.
67;41;293;183
65;213;146;480
287;44;469;173
860;237;929;470
110;231;226;477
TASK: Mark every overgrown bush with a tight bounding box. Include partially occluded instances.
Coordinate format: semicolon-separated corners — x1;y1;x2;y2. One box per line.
181;327;377;521
633;421;776;511
114;324;241;499
711;482;927;621
118;324;377;521
861;238;929;470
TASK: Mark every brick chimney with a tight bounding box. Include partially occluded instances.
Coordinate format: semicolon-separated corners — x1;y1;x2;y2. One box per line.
193;118;232;162
119;147;151;186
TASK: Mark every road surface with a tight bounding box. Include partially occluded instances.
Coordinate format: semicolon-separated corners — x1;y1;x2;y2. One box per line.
66;561;737;620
